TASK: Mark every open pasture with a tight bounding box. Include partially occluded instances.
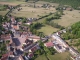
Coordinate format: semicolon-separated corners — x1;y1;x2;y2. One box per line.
10;3;56;18
0;11;9;16
11;1;58;18
52;10;80;27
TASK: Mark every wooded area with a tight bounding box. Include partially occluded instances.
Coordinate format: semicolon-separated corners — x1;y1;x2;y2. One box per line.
62;21;80;40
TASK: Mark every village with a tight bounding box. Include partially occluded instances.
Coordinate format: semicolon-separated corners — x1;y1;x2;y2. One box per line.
0;13;80;60
0;1;80;60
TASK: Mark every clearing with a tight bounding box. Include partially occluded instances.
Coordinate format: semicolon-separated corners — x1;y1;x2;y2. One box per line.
37;25;58;35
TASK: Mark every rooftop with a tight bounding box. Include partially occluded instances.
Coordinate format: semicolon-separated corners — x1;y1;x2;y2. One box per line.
44;42;53;47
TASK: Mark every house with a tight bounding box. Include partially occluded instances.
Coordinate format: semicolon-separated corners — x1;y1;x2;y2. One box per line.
69;47;80;60
18;55;24;60
13;31;21;37
22;39;33;49
52;34;69;48
25;39;33;46
8;55;24;60
0;34;12;45
54;44;66;53
75;55;80;60
62;29;66;33
2;22;10;30
44;42;53;47
56;32;61;36
25;22;32;25
28;53;34;59
18;21;22;25
10;17;16;24
69;47;79;57
24;56;29;60
29;45;38;52
11;24;20;30
28;35;40;42
1;52;13;60
66;7;72;11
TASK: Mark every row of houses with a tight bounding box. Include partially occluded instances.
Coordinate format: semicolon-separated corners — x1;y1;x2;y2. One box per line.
51;33;80;60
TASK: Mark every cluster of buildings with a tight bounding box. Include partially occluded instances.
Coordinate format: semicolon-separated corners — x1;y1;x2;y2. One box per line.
45;31;80;60
0;16;47;60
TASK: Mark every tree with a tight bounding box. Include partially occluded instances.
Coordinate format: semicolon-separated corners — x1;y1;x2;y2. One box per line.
22;18;26;23
25;0;28;2
6;40;10;44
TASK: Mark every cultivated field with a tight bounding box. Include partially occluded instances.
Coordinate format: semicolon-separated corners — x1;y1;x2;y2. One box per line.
0;0;25;6
10;3;56;18
52;10;80;27
0;0;25;16
0;11;9;16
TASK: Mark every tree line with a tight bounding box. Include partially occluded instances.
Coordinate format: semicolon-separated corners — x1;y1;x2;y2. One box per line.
30;22;45;37
30;41;56;60
62;21;80;40
41;0;80;9
44;11;64;30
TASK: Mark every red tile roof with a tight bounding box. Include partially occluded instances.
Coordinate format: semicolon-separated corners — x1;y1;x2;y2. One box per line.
31;46;37;52
0;34;12;44
28;53;34;58
28;35;40;40
11;17;15;21
1;52;13;60
44;42;53;47
1;34;11;39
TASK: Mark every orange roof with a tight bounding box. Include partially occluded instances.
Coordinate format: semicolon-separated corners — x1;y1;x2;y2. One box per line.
31;46;37;52
45;42;53;47
1;52;13;60
1;34;11;40
13;25;17;29
0;34;12;44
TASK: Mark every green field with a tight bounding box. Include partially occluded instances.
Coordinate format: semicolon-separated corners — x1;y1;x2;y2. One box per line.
52;10;80;27
37;25;58;35
35;52;72;60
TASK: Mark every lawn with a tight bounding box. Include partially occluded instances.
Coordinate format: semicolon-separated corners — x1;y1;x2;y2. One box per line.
35;54;47;60
35;52;72;60
37;25;58;35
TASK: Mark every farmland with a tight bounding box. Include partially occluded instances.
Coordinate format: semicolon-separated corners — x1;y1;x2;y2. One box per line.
0;0;25;16
10;1;58;18
52;10;80;27
0;0;25;6
0;11;9;16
